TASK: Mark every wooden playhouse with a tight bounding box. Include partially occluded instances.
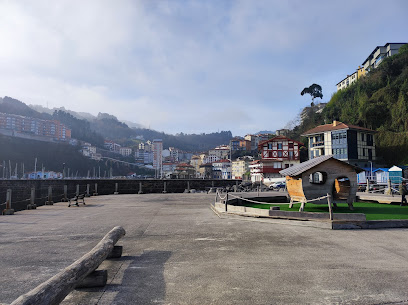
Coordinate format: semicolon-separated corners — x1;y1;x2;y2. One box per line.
279;155;363;211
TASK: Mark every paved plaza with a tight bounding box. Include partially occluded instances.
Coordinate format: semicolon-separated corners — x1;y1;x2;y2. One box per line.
1;193;408;304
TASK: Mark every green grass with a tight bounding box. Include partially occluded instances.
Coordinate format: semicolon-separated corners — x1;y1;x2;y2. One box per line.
238;201;408;221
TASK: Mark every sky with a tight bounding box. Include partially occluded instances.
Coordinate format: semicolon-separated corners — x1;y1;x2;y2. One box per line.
0;0;407;136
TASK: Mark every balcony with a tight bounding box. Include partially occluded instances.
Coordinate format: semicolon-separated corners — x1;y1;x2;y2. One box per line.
311;141;324;148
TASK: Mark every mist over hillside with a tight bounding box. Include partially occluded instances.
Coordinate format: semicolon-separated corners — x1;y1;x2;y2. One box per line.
1;96;233;151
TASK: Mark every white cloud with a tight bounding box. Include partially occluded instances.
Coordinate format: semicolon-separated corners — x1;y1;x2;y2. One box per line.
0;0;407;136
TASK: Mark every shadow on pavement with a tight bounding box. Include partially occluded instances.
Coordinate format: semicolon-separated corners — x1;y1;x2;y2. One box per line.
112;250;172;304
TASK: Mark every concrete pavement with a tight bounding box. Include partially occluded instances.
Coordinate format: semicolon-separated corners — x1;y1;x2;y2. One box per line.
1;193;408;304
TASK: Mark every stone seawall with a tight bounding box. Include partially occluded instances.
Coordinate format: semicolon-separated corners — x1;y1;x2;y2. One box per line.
0;179;240;212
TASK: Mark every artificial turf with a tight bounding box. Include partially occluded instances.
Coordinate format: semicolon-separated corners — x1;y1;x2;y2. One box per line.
237;201;408;220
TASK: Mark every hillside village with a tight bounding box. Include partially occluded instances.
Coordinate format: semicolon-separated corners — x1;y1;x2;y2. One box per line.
0;42;408;185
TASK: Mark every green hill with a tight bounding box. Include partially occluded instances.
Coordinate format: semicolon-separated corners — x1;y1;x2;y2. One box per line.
286;45;408;166
323;44;408;165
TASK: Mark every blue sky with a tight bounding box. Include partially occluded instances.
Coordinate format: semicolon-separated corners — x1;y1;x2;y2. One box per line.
0;0;407;136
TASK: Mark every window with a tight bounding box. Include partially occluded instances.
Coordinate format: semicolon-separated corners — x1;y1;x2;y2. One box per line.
361;133;365;141
273;162;282;169
277;143;283;149
367;134;373;146
309;171;327;184
288;142;294;149
278;151;283;157
268;143;273;149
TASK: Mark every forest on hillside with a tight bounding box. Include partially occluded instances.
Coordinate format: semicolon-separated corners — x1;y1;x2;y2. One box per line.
288;44;408;166
0;97;233;151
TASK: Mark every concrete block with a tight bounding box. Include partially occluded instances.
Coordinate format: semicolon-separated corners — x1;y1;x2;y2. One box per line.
3;209;14;215
107;245;123;259
27;204;37;210
76;270;108;288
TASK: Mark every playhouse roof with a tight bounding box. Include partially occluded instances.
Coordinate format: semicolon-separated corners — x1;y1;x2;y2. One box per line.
279;155;363;177
373;168;389;173
389;165;402;172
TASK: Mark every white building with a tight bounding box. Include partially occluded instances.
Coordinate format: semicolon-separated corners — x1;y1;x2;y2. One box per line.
205;155;220;164
363;42;407;72
162;162;178;178
212;159;231;180
336;70;360;91
153;139;163;178
119;147;132;157
208;148;230;160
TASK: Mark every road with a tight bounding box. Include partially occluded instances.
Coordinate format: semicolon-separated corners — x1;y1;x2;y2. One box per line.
1;193;408;304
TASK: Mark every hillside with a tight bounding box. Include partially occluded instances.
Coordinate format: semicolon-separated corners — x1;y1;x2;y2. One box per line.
1;97;233;151
0;96;52;120
0;134;152;177
290;44;408;166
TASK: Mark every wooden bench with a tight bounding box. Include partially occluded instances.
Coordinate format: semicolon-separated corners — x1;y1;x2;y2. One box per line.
68;194;86;207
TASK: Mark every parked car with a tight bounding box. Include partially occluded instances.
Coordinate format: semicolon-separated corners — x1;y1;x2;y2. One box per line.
269;181;286;190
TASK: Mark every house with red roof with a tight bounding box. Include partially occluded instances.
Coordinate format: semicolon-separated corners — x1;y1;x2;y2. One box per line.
302;120;376;168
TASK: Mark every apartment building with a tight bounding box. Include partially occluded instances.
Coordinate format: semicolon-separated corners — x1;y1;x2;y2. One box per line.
336;43;406;91
362;42;407;72
119;147;132;157
153;139;163;178
0;112;71;140
212;159;231;179
230;137;251;151
231;157;253;180
302;120;376;167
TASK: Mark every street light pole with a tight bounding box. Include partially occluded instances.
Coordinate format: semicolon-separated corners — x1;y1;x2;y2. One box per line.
368;161;373;181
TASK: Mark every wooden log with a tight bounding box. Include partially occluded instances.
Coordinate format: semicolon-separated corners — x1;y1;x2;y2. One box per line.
106;245;123;259
75;270;107;288
10;226;126;305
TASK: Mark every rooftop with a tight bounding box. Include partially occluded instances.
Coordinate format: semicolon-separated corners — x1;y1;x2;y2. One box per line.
279;155;363;176
302;121;375;136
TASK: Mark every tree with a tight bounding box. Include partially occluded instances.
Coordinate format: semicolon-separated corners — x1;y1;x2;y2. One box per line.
301;83;323;101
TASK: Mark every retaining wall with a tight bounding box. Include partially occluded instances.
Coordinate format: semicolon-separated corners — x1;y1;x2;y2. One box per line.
0;179;240;212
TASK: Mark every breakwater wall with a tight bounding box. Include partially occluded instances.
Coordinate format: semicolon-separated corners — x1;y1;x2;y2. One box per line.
0;179;240;212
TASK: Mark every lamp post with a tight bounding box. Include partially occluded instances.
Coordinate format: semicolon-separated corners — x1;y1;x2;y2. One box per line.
368;161;373;182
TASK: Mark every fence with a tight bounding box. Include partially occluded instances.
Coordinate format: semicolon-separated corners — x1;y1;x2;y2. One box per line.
359;178;403;196
0;179;240;213
214;189;334;220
